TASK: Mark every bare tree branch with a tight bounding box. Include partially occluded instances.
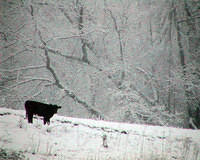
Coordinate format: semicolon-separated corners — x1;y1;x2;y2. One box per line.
131;84;156;106
0;32;7;41
107;8;125;86
59;7;74;24
0;49;27;65
38;30;105;120
1;41;17;49
37;45;124;89
135;67;159;103
7;78;53;89
177;15;200;24
0;65;46;72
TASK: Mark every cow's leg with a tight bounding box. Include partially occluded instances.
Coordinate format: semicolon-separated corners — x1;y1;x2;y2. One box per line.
28;114;33;123
47;119;50;125
44;117;50;125
43;117;47;125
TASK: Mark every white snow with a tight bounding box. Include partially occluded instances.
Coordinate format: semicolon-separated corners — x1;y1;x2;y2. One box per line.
0;107;200;160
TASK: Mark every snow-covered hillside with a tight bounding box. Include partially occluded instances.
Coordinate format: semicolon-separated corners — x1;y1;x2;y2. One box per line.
0;108;199;160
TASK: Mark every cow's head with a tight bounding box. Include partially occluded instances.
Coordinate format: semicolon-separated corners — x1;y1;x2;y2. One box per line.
51;105;62;113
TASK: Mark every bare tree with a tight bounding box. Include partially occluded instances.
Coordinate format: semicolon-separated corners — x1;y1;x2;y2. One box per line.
1;0;199;128
174;0;200;128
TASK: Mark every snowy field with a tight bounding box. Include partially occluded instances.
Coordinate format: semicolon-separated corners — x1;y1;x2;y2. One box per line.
0;107;200;160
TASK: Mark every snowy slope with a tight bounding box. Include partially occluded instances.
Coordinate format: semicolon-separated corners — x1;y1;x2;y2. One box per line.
0;107;199;160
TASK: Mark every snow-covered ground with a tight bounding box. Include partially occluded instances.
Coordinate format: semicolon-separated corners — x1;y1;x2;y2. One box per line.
0;107;199;160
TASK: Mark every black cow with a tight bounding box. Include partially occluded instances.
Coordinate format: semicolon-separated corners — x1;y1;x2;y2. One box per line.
25;100;61;125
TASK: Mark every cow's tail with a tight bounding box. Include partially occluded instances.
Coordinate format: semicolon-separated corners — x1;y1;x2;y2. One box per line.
24;101;28;119
25;112;28;119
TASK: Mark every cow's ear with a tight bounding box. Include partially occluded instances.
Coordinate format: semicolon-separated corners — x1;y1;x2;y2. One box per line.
58;106;62;109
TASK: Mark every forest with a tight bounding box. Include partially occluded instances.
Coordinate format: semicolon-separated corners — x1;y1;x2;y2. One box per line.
0;0;200;129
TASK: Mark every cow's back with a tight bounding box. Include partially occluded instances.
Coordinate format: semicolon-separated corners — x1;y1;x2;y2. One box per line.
25;100;46;116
